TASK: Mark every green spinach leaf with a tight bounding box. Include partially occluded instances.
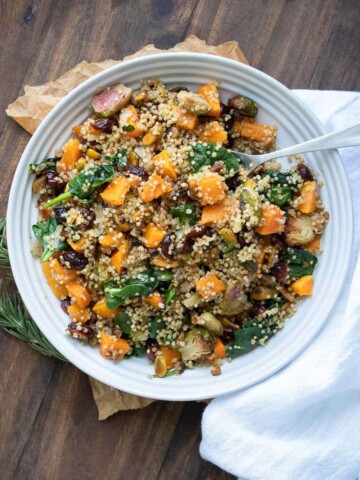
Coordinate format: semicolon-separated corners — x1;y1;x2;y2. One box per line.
44;165;114;208
105;148;128;168
105;269;173;309
227;317;277;358
132;344;146;356
122;125;135;132
261;170;300;207
148;317;166;339
28;157;60;175
189;142;240;177
283;247;318;278
32;217;68;262
114;311;132;334
171;204;196;226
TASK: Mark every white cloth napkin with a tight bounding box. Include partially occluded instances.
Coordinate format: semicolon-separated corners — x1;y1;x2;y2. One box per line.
200;90;360;480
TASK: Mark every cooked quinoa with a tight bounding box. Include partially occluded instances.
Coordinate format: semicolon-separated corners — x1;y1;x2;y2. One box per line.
30;80;329;377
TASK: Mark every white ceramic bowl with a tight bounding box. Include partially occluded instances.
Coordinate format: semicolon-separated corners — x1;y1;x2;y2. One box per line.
7;53;353;400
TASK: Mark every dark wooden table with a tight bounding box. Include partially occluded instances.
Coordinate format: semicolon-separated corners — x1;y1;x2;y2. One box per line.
1;1;359;479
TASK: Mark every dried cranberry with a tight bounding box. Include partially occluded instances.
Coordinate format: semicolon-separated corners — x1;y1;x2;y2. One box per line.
237;235;246;249
129;237;142;249
186;225;211;240
220;102;235;131
272;235;287;254
123;165;149;181
67;322;94;339
45;170;65;194
169;189;189;202
169;86;190;93
177;226;212;254
92;118;114;132
60;251;88;270
147;248;159;257
61;296;71;314
210;161;225;173
271;262;288;283
145;340;159;362
78;207;95;229
226;174;241;191
249;303;267;318
54;206;68;224
177;237;193;254
296;163;314;182
161;234;174;259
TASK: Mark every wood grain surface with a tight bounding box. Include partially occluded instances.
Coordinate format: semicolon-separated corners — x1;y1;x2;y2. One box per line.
1;1;359;479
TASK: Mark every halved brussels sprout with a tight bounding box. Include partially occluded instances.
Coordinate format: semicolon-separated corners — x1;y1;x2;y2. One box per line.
285;214;315;246
217;282;248;316
198;312;224;336
92;83;132;118
250;286;279;301
179;327;214;362
228;94;258;118
182;293;203;309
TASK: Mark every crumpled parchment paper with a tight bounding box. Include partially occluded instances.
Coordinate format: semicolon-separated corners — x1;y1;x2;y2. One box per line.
6;35;248;420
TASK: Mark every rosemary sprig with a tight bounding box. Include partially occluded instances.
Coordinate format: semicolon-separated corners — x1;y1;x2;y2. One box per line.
0;218;67;362
0;218;12;278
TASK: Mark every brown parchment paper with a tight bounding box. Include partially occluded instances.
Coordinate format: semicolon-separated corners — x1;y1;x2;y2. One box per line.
6;35;248;420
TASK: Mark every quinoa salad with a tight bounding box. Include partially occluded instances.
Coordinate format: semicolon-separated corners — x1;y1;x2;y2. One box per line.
30;80;329;377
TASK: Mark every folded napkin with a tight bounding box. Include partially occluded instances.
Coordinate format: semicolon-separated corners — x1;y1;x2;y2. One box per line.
200;90;360;480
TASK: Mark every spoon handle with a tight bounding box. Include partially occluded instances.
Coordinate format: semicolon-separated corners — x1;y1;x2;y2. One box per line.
258;123;360;162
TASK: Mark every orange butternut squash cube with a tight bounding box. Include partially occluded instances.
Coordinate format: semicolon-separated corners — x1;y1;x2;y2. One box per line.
234;119;276;146
57;139;82;173
72;125;84;140
41;261;68;299
196;273;225;300
152;256;179;269
100;177;131;206
140;174;172;202
110;241;129;274
172;105;199;131
213;338;226;359
189;173;226;205
305;237;321;254
67;303;91;323
199;121;227;144
290;275;314;296
49;258;78;285
99;332;130;360
87;124;102;136
66;283;91;308
143;224;166;248
67;237;86;253
99;230;126;249
119;105;143;137
152;150;177;180
298;181;316;214
159;345;182;369
256;205;285;235
145;291;164;309
200;201;228;225
93;298;119;318
196;84;221;118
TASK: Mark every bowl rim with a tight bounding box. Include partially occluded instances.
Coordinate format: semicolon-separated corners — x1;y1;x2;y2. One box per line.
7;52;353;400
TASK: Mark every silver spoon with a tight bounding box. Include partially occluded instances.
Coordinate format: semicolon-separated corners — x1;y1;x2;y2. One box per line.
231;123;360;174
